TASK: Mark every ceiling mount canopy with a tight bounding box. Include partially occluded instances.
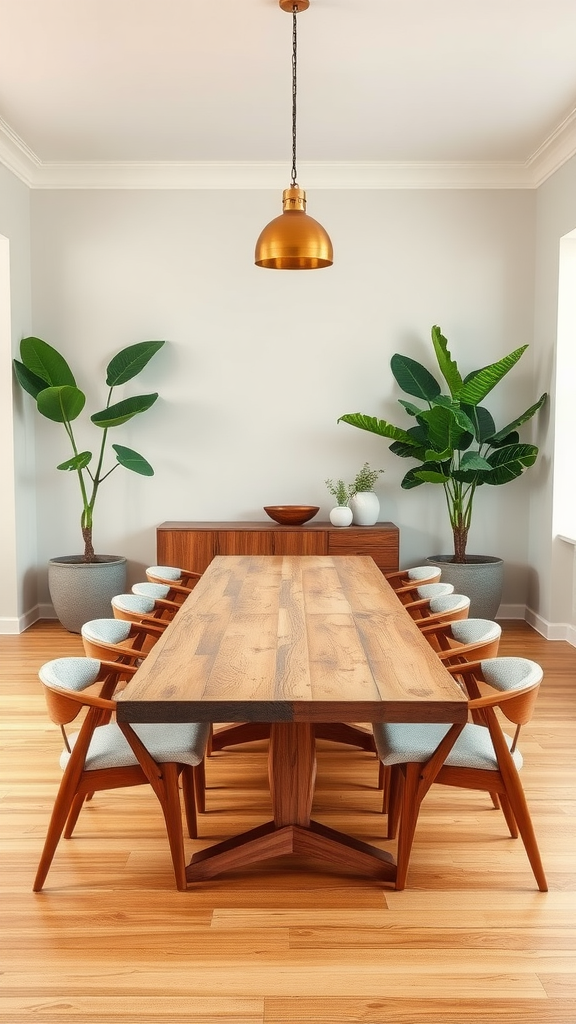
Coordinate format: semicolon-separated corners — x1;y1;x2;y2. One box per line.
255;0;333;270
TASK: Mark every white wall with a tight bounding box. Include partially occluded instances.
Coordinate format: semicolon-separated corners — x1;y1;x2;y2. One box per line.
530;153;576;636
0;163;33;631
27;186;539;611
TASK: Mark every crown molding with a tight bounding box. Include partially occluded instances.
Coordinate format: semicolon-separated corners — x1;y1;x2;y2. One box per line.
0;117;40;186
526;105;576;186
1;116;575;191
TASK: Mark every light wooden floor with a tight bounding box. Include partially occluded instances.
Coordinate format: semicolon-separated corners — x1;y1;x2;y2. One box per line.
1;619;575;1024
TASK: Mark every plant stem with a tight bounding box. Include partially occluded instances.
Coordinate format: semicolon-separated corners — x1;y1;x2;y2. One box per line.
80;385;115;562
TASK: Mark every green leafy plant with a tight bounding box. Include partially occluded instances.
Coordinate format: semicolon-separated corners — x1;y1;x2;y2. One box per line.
325;478;354;506
13;336;166;562
338;325;547;562
351;462;384;494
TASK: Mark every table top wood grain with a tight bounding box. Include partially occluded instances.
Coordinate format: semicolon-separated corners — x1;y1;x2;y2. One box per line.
117;555;467;726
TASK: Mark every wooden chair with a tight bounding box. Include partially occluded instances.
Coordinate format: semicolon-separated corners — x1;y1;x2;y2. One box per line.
133;580;190;606
81;616;164;664
385;565;442;592
401;581;454;609
82;617;215;772
34;657;209;892
111;592;177;626
146;564;202;592
420;617;502;663
373;656;547;891
410;593;471;627
377;617;502;796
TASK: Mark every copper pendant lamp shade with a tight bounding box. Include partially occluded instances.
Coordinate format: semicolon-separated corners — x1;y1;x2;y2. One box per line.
255;187;333;270
255;1;333;270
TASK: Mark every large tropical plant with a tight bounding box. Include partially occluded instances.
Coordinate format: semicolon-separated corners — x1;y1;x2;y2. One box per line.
13;336;165;562
338;326;547;562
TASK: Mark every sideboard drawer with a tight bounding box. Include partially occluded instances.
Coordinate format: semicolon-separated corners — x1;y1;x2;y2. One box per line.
328;526;399;573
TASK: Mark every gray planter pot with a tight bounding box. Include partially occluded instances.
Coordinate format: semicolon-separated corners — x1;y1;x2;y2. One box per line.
426;555;504;619
48;555;127;634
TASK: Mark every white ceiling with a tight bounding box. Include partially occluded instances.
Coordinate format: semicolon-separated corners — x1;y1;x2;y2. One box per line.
1;0;576;188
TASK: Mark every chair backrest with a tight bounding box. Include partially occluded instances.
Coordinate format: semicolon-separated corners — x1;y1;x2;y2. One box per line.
401;581;454;611
479;657;543;725
81;617;163;662
386;565;442;591
410;592;470;624
133;581;171;600
413;582;454;601
146;564;202;589
111;593;170;626
147;564;183;582
407;565;441;583
447;619;501;646
38;657;136;725
421;617;501;661
82;618;133;645
448;656;543;726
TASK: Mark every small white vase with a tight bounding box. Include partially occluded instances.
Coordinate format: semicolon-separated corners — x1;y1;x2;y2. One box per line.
329;505;353;527
349;491;380;526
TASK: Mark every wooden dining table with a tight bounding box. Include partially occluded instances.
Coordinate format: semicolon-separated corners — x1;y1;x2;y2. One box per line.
116;554;468;886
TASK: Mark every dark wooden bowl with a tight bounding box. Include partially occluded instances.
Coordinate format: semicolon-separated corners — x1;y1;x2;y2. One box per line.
263;505;320;526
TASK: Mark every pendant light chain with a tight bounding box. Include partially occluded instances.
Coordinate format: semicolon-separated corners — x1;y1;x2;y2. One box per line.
291;7;298;188
254;0;333;269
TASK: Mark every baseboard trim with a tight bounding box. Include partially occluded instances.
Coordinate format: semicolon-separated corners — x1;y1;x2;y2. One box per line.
496;603;526;620
0;604;51;635
0;616;23;635
525;607;576;646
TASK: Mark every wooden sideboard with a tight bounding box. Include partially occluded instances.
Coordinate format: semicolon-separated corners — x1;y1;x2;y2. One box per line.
156;521;399;575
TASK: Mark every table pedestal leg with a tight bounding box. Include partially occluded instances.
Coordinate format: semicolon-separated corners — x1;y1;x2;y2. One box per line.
186;722;396;884
269;722;315;827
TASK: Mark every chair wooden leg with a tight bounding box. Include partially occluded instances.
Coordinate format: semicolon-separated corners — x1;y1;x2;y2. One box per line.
497;789;519;838
193;758;206;815
386;765;403;839
63;792;87;839
395;762;423;891
181;765;199;839
500;773;548;892
157;762;187;891
380;764;390;811
33;773;80;891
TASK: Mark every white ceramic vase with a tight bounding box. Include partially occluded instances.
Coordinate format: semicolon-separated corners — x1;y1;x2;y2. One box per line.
349;491;380;526
329;505;353;527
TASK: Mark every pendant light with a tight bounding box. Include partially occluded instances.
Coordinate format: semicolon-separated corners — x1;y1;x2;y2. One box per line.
255;0;333;270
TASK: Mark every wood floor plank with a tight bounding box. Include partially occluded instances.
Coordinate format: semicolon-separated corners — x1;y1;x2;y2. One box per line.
1;619;575;1023
264;998;576;1023
0;997;264;1023
0;965;549;998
